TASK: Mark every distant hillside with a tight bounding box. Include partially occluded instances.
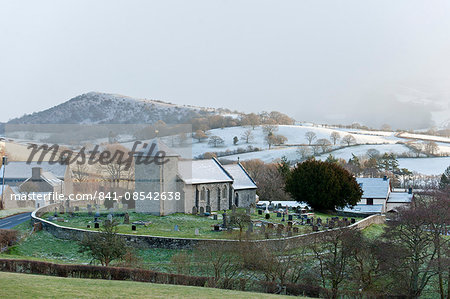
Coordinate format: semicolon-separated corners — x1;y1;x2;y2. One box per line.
7;92;232;125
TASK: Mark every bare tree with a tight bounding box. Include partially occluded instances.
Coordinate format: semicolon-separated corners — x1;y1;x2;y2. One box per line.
366;148;380;159
194;241;241;287
409;143;423;157
305;131;317;145
309;228;359;299
242;113;260;129
208;135;225;147
377;198;446;298
425;141;439;156
341;134;356;146
101;143;130;188
72;163;89;182
177;132;188;146
317;138;332;153
241;159;291;201
330;131;340;145
230;210;251;241
296;146;311;160
262;124;278;136
240;129;254;143
193;130;208;142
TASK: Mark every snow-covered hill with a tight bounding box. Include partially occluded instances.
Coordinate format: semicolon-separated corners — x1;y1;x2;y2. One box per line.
7;92;221;125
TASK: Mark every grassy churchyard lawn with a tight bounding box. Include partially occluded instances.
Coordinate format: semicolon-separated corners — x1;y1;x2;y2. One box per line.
41;207;363;240
0;272;303;299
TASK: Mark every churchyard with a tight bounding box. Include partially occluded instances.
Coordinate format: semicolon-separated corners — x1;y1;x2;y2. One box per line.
41;203;363;240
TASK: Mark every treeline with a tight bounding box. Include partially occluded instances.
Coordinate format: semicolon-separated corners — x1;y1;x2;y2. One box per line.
191;111;295;132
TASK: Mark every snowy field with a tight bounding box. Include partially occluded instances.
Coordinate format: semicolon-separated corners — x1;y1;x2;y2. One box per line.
397;157;450;176
2;123;449;175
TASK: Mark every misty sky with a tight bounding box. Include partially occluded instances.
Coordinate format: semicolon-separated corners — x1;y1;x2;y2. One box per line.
1;0;449;129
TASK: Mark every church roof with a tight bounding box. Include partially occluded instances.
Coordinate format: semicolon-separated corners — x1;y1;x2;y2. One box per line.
223;163;257;190
178;159;233;185
356;177;390;199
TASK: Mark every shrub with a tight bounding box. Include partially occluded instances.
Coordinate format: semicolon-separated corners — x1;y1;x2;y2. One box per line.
0;229;18;249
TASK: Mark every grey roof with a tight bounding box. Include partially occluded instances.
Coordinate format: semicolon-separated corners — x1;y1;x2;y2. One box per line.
223;163;257;190
0;162;67;179
388;192;413;203
178;159;233;185
341;204;383;214
356;177;390;199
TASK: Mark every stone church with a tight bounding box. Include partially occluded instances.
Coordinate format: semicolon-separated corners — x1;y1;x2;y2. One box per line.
135;139;257;215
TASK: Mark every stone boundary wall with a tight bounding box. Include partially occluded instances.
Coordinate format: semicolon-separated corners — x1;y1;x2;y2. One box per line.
31;203;385;249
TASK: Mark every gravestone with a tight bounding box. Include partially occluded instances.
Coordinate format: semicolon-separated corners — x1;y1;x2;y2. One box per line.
174;224;179;231
199;207;205;215
281;214;285;222
317;218;322;226
222;211;227;228
351;218;356;224
87;224;91;228
265;213;270;219
123;212;130;224
312;225;319;232
287;231;293;237
206;205;211;214
94;222;100;229
293;227;299;233
278;224;285;230
195;228;200;236
265;232;270;239
214;224;220;231
258;209;263;215
250;203;256;214
59;205;65;214
248;222;254;233
306;218;311;225
277;212;282;218
287;221;293;228
192;206;198;215
329;221;335;229
107;213;113;221
132;225;136;231
288;214;293;221
267;223;274;230
213;214;218;220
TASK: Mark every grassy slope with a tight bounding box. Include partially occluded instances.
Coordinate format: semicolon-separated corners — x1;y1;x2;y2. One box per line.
0;272;302;299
